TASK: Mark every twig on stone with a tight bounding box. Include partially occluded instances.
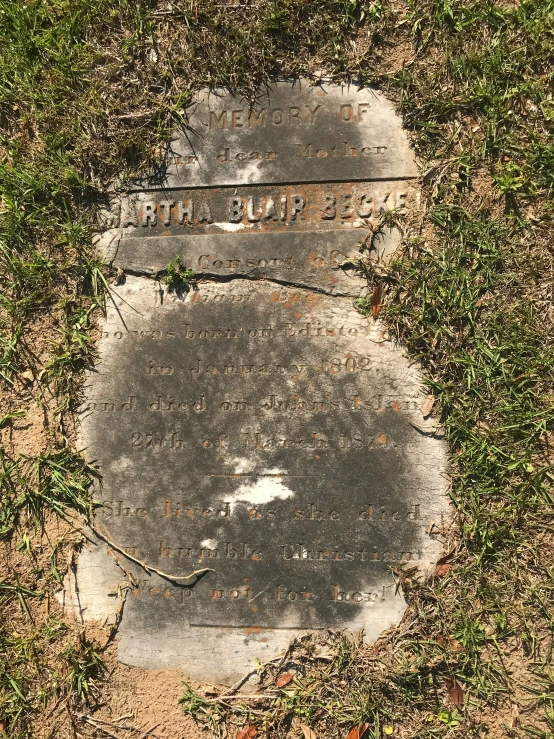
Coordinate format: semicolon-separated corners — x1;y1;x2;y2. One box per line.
100;584;128;650
108;548;139;588
275;638;297;673
89;522;212;583
217;672;257;697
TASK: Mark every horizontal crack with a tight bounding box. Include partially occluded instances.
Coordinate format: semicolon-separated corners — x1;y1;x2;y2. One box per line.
119;266;365;297
119;174;418;194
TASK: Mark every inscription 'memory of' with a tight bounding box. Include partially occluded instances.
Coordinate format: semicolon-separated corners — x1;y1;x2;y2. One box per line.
205;105;322;130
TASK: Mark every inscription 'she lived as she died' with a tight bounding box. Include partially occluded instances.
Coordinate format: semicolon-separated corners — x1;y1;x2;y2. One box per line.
75;82;450;684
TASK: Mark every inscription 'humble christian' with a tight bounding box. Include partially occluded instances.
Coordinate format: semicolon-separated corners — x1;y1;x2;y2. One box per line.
75;81;450;684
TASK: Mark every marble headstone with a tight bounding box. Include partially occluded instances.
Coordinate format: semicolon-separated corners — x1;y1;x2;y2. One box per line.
69;81;450;684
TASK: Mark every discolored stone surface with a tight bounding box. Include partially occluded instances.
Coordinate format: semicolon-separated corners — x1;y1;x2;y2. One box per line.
70;81;451;684
73;278;450;681
108;181;420;295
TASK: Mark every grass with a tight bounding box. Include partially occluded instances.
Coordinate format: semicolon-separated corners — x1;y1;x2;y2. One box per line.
0;449;94;539
0;615;103;737
0;0;554;736
159;254;195;294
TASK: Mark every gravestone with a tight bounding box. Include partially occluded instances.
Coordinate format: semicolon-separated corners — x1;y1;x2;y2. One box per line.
68;81;450;684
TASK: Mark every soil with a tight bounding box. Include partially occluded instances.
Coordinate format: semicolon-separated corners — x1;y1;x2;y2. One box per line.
32;661;207;739
74;660;207;739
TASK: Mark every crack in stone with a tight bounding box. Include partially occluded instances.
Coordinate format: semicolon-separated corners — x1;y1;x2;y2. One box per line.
120;267;365;298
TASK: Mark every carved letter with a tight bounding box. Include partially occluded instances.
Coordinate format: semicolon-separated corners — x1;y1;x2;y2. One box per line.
120;200;138;227
158;200;175;226
290;195;305;221
178;200;194;224
209;110;227;130
321;195;336;220
357;102;370;120
263;196;276;220
232;110;244;127
246;197;261;222
141;201;157;226
197;201;213;223
289;106;301;124
248;108;266;127
229;197;243;223
306;105;321;124
374;192;391;213
294;144;312;158
340;104;353;122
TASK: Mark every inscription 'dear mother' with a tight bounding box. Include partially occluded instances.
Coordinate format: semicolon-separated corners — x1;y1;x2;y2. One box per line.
128;81;418;189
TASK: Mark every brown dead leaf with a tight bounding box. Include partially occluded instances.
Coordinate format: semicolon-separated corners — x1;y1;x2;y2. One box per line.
475;294;492;306
421;394;435;417
527;206;540;223
370;284;383;319
300;723;317;739
451;639;462;651
237;723;258;739
445;678;464;710
276;671;294;688
435;563;450;577
346;723;370;739
20;370;33;384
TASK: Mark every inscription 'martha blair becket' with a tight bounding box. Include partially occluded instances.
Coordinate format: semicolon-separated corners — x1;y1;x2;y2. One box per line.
75;81;450;684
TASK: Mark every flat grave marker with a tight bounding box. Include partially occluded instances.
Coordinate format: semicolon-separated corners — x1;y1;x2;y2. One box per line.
68;81;450;683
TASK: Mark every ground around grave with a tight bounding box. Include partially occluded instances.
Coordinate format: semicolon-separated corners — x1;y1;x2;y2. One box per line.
1;1;554;738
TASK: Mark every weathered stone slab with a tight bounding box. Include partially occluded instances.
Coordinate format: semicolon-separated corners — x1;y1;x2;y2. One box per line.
74;277;450;682
71;81;451;684
98;82;420;293
104;181;420;294
111;231;366;295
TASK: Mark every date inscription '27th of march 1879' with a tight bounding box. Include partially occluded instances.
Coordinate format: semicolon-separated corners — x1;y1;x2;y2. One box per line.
72;82;451;684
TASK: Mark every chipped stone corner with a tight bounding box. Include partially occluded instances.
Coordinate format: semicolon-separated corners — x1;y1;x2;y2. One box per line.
56;530;126;626
92;228;120;265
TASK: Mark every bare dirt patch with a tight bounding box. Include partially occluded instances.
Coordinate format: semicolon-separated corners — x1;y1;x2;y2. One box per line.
32;655;207;739
83;663;207;739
